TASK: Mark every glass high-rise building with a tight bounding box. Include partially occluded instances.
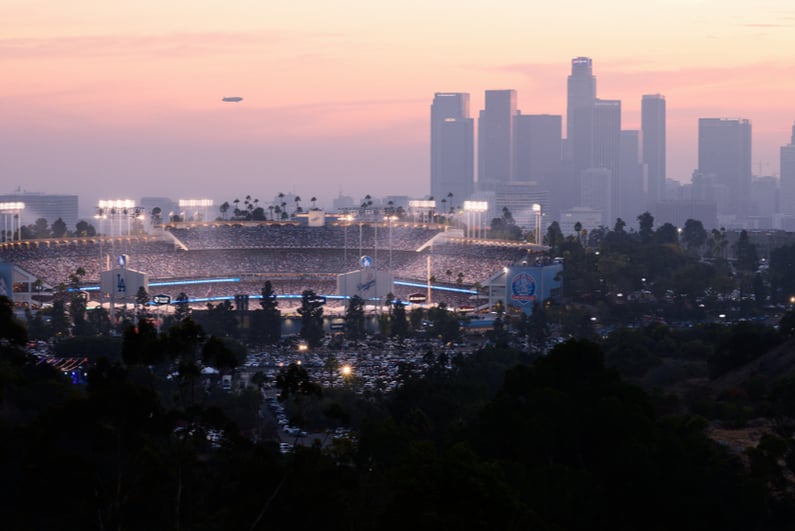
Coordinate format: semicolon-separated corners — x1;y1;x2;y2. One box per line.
567;57;596;144
513;114;562;183
780;123;795;215
642;94;666;206
620;130;646;222
478;89;516;191
430;93;474;204
591;99;622;224
698;118;752;218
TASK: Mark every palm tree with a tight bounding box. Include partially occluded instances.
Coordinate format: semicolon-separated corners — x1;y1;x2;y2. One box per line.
219;202;229;220
574;221;582;244
233;198;240;218
294;195;302;215
310;196;317;209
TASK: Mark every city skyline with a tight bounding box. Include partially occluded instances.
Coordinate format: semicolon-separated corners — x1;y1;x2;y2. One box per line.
2;1;795;212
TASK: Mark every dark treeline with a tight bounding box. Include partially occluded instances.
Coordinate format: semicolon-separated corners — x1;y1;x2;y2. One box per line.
3;294;795;530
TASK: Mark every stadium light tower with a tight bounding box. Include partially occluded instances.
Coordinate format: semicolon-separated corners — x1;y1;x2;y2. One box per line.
463;201;488;239
97;199;136;237
178;198;214;222
384;214;397;272
0;202;25;242
533;203;542;245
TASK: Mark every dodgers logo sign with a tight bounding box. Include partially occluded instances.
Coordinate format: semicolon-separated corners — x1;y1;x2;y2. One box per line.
510;272;536;305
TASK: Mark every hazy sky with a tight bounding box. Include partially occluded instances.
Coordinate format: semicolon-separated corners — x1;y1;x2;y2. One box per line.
2;0;795;217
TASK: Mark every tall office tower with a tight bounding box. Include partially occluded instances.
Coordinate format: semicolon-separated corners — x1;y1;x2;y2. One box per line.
698;118;752;218
580;168;612;227
619;130;646;222
642;94;666;206
478;89;516;191
590;99;622;223
513;114;562;182
566;57;597;148
0;192;79;230
430;93;474;204
780;122;795;215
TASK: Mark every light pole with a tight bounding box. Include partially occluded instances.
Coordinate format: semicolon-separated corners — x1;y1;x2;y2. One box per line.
0;202;25;242
532;203;542;245
384;215;397;272
463;201;488;239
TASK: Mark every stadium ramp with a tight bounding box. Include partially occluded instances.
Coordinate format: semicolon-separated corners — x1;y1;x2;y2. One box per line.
155;227;189;251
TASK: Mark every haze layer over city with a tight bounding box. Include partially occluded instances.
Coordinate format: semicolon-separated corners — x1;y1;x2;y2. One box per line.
3;1;795;217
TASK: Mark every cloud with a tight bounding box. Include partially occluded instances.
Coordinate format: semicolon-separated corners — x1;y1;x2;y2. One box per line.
0;30;337;60
740;23;792;28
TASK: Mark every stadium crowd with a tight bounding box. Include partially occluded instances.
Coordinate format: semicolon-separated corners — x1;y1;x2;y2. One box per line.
1;224;534;308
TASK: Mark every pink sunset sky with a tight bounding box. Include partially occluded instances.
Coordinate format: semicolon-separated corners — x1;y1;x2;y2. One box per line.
2;0;794;216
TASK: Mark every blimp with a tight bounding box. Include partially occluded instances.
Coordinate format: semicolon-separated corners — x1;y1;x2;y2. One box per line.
222;96;243;103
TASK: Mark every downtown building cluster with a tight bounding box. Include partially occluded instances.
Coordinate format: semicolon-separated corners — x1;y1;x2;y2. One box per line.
431;57;795;234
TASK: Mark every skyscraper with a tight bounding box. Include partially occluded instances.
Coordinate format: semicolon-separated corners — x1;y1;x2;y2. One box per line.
591;99;622;223
430;93;474;203
698;118;752;218
642;94;666;206
478;89;516;191
566;57;596;148
780;122;795;215
513;114;562;183
619;130;646;221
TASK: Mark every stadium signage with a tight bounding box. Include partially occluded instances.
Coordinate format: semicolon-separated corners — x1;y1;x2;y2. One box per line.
152;294;172;305
309;295;327;305
407;293;427;303
458;305;475;312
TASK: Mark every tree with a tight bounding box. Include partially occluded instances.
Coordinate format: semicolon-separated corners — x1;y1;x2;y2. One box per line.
219;201;230;220
74;219;96;237
258;280;281;345
69;290;92;336
135;286;150;318
165;317;206;408
174;292;190;321
735;230;758;273
32;217;50;239
345;294;366;343
202;335;239;373
121;317;162;366
427;302;460;343
681;218;707;255
275;362;321;401
298;289;325;347
203;300;238;337
390;300;409;340
51;217;68;238
637;212;654;244
544;221;565;253
655;222;679;244
0;295;27;350
526;302;551;353
49;298;70;338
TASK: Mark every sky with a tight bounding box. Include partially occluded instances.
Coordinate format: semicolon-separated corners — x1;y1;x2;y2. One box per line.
2;0;795;218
